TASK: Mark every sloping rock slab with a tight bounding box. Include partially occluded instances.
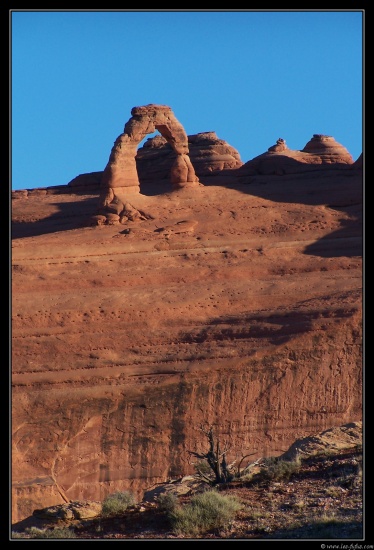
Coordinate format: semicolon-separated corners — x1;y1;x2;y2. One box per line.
33;500;102;521
280;421;362;461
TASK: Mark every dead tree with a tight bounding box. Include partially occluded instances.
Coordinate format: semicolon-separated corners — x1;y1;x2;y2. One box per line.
188;425;233;484
235;453;258;478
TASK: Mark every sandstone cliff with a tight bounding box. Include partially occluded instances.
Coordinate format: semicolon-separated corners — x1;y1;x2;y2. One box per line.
11;109;363;524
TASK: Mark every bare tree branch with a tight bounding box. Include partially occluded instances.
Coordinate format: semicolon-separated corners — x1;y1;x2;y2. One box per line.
188;425;235;484
236;452;257;477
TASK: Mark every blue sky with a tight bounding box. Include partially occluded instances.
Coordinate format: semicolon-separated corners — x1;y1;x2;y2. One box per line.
10;10;364;191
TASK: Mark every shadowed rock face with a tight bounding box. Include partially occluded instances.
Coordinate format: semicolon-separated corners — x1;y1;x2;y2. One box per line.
98;104;199;224
11;116;363;524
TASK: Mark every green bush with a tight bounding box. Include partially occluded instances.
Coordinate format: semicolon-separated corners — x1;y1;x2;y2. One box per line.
101;490;136;517
259;456;301;482
157;491;179;512
169;489;242;536
193;459;212;477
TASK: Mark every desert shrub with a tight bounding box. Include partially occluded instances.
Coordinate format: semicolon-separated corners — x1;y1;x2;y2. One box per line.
239;471;254;483
11;531;27;539
17;526;76;539
334;460;363;489
101;490;136;517
157;491;179;512
259;456;301;482
193;459;212;478
169;489;242;536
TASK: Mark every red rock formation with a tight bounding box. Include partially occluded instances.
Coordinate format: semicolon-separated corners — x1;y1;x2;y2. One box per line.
64;131;243;196
238;134;354;177
11;122;363;524
67;172;102;190
267;137;288;153
98;105;199;224
136;131;243;182
302;134;354;163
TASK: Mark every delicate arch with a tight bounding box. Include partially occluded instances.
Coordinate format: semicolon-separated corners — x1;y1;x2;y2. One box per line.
103;104;199;190
96;105;199;224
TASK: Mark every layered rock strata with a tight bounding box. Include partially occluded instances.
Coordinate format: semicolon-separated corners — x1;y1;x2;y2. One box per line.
136;131;243;182
11;112;363;524
12;157;362;523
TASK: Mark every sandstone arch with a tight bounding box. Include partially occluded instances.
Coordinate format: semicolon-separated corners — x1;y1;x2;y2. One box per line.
97;104;199;224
